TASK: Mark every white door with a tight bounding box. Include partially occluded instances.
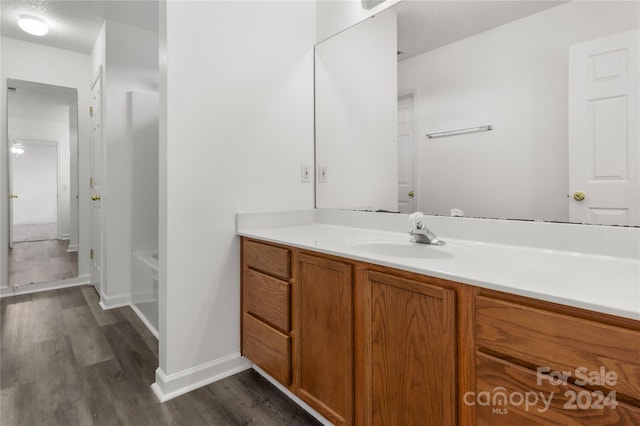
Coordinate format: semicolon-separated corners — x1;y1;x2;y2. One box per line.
569;29;639;226
398;94;416;213
90;69;104;293
8;141;16;249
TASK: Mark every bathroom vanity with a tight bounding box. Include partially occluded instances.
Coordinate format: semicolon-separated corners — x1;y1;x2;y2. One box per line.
238;212;640;425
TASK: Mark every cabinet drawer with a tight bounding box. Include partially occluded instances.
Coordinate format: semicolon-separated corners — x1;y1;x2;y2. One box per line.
243;268;290;332
242;312;291;386
476;351;640;425
243;239;291;280
476;296;640;401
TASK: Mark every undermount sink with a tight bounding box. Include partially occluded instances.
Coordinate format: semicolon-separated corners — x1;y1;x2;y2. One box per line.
348;239;456;259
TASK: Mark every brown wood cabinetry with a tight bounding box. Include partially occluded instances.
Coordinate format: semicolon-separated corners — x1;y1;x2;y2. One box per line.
475;292;640;425
243;239;291;280
241;239;292;386
360;271;457;425
296;253;354;425
241;237;640;425
242;312;291;385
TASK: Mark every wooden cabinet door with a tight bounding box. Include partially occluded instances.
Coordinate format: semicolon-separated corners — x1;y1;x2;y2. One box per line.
362;271;457;425
296;253;354;425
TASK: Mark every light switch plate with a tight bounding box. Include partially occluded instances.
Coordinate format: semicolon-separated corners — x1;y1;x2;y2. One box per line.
318;165;328;183
301;164;311;183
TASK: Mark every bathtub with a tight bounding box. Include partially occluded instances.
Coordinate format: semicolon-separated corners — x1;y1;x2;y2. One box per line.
132;250;159;338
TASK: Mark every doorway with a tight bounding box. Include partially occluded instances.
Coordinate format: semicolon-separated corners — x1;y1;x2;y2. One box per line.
11;139;59;243
397;93;418;213
568;29;639;226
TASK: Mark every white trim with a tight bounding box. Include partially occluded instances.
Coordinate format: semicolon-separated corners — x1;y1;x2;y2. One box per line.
89;65;106;302
252;365;333;426
0;274;90;298
98;291;131;310
67;244;78;252
56;138;63;240
131;289;155;304
129;302;159;339
151;353;252;402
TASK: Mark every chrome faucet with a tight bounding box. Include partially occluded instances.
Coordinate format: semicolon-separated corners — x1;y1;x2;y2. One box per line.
408;212;445;246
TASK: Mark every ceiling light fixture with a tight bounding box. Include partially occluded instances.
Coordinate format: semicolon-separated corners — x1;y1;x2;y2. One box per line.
18;15;49;36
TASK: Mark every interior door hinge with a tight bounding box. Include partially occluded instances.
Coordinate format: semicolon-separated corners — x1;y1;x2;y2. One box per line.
89;177;93;188
89;106;94;117
90;249;94;260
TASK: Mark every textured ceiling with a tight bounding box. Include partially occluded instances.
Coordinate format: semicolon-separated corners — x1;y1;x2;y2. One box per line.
1;0;158;54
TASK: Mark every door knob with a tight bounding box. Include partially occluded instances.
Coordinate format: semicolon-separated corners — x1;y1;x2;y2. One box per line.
91;195;101;201
573;191;585;202
408;191;415;198
8;194;18;199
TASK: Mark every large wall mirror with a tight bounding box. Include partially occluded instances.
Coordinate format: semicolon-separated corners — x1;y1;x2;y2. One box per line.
7;79;79;286
315;0;639;226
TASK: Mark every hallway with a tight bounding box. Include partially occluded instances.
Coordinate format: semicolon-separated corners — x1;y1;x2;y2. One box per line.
0;286;320;425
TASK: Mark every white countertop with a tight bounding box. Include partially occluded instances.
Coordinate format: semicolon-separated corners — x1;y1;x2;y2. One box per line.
238;223;640;321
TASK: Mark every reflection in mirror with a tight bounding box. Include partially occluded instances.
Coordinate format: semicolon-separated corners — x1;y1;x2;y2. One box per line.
315;1;639;226
7;79;79;286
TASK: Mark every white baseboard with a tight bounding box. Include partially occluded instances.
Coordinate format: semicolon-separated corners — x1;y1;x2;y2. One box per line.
151;353;252;402
129;302;159;339
98;291;132;310
0;275;91;298
131;290;155;304
252;365;332;425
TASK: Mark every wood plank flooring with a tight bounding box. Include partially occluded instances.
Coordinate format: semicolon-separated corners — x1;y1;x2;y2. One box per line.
13;223;57;242
0;286;321;426
8;240;79;286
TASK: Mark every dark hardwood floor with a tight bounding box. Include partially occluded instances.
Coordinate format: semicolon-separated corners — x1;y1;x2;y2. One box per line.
0;285;321;426
8;239;78;286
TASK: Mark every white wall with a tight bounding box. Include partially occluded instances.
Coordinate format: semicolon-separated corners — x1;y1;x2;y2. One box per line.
398;1;640;221
91;22;106;83
131;91;159;254
315;9;397;211
68;104;79;249
1;37;91;285
157;0;315;393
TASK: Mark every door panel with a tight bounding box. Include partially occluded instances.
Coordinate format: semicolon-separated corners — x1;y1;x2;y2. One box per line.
398;95;416;213
8;141;15;249
569;29;639;225
296;253;354;425
90;69;104;293
365;271;457;426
